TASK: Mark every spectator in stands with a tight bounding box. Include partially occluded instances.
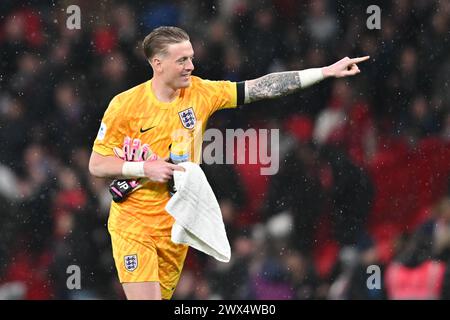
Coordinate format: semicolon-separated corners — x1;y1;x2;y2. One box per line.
319;146;374;248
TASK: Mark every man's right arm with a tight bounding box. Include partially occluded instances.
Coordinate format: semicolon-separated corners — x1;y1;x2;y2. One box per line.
89;151;125;178
89;151;184;183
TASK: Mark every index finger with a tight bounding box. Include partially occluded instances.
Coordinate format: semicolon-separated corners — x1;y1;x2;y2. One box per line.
350;56;370;64
169;164;186;172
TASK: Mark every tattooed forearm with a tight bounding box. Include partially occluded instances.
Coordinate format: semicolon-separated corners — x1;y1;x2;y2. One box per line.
245;71;301;103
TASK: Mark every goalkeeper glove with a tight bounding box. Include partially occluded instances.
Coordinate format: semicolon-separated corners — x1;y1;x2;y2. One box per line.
109;137;157;203
109;179;143;203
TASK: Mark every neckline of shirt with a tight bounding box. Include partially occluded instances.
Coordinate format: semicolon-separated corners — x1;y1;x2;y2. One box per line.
147;79;184;110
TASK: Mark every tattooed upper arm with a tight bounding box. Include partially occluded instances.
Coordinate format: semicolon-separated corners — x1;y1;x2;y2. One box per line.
244;71;302;104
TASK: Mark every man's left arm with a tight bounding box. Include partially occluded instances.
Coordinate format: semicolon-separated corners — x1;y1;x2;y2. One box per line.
244;56;369;104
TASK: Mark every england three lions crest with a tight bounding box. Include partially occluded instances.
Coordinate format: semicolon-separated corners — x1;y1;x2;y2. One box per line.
178;107;197;130
124;254;138;272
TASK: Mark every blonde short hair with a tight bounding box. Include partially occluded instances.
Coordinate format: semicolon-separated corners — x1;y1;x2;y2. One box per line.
142;26;190;60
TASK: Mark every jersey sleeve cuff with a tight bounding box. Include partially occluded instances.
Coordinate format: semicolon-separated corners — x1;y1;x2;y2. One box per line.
236;81;245;106
92;145;114;157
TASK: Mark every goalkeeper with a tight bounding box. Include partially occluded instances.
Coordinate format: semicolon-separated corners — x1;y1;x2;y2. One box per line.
89;26;369;300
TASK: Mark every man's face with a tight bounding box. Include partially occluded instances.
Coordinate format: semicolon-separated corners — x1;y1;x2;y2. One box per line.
155;40;195;89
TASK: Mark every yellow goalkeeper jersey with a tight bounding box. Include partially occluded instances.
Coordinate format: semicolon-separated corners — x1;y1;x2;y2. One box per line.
92;76;238;235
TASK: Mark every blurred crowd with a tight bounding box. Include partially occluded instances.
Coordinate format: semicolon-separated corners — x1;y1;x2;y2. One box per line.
0;0;449;299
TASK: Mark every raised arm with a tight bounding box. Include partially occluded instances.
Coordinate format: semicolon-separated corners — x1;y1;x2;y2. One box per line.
244;56;369;103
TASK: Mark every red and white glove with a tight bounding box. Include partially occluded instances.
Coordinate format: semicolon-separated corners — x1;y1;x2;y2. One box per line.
109;137;157;202
113;136;157;162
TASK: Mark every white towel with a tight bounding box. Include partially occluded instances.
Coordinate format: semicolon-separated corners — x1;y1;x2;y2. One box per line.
165;162;231;263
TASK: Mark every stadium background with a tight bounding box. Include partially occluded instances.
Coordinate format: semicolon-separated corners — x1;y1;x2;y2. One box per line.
0;0;449;299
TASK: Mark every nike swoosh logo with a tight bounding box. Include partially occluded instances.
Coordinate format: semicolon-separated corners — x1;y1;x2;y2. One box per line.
140;126;156;133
